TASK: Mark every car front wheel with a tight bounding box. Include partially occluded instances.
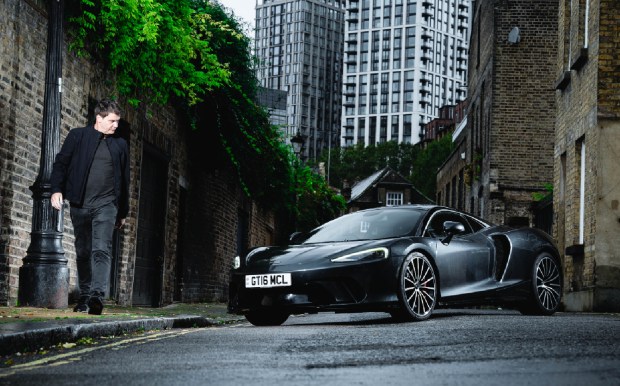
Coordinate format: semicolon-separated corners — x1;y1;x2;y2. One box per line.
392;252;437;322
520;253;563;316
245;311;289;326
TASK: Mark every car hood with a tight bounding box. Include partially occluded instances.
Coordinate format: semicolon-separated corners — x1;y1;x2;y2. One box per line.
243;241;385;271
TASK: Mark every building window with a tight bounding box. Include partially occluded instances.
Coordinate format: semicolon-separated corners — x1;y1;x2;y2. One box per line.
386;191;403;206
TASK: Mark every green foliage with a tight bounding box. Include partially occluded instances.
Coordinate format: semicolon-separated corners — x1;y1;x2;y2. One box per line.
65;0;346;230
532;183;554;201
409;135;455;199
292;160;347;233
313;142;421;189
314;137;453;201
67;0;233;106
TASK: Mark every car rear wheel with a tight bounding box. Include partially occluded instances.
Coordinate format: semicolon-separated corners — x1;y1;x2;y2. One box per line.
245;311;289;326
520;253;562;315
392;252;437;322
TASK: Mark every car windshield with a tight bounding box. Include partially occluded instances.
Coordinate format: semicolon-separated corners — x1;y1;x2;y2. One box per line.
302;208;424;244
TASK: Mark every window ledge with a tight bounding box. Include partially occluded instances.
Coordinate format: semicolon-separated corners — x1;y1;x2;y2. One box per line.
565;244;584;257
570;48;589;71
555;71;571;91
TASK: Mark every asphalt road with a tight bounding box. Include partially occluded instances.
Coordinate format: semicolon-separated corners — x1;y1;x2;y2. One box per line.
1;309;619;386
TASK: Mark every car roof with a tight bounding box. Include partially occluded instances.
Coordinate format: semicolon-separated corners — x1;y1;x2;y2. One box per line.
355;204;439;212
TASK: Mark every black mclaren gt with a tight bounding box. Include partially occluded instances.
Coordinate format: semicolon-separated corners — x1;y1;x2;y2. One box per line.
227;205;563;326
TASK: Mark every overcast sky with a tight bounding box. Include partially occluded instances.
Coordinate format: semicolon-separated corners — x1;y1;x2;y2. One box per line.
221;0;256;32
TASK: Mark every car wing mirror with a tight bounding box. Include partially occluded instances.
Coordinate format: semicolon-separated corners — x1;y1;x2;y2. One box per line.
289;231;304;245
441;221;465;245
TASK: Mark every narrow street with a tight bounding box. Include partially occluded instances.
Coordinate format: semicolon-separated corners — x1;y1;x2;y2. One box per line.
1;309;619;386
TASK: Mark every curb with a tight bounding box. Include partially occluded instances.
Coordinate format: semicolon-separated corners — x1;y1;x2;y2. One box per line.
0;315;225;357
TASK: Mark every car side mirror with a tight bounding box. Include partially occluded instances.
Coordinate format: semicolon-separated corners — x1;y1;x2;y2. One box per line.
441;221;465;245
289;231;304;245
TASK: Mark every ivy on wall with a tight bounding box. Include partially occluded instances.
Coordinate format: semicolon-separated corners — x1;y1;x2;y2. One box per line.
65;0;345;233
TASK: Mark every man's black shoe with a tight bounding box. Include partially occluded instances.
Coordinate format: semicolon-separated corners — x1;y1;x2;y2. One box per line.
87;296;104;315
73;296;90;313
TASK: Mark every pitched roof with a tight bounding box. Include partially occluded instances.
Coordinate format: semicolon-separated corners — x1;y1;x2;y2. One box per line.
348;166;435;204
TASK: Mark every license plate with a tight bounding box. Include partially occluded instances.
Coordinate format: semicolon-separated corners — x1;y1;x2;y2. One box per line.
245;273;292;288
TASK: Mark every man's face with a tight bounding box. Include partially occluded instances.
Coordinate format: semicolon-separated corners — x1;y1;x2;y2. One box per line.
95;113;121;135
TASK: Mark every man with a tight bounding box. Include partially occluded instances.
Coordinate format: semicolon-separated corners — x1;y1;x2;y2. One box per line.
50;98;130;315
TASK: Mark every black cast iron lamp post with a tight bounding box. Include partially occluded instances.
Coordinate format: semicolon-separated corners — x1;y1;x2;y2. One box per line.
18;0;69;309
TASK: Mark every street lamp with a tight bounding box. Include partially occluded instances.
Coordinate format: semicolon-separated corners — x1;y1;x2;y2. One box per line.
18;0;68;308
290;132;304;158
289;132;305;232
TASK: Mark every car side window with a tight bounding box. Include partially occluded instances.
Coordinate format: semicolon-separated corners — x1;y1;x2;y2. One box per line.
425;211;472;238
464;214;487;233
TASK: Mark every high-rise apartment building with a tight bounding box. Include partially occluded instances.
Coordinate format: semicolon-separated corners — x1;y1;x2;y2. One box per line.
341;0;470;146
254;0;346;161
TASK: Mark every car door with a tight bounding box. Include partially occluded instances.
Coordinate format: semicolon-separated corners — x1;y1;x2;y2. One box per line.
424;210;495;298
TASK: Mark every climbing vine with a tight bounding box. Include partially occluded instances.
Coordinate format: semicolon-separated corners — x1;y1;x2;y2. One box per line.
65;0;345;232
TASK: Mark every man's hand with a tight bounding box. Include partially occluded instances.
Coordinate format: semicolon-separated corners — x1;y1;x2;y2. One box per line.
116;218;126;229
51;192;64;210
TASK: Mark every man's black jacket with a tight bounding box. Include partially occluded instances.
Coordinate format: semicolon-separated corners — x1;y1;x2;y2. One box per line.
50;125;130;219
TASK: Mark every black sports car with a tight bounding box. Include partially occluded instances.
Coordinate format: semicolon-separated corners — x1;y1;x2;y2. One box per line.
228;205;563;326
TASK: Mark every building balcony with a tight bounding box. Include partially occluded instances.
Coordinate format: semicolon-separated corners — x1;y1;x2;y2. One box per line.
346;13;359;22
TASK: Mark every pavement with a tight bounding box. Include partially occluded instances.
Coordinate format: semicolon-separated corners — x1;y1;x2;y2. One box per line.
0;301;245;357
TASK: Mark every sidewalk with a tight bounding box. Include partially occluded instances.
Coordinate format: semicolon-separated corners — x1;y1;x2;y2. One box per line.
0;302;245;357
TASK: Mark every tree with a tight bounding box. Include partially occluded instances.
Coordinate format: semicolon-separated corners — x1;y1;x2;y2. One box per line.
409;135;454;199
314;137;453;200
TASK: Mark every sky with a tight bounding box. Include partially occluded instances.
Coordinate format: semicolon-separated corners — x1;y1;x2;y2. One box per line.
220;0;256;32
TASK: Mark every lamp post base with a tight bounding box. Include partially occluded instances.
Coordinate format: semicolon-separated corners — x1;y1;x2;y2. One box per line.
18;264;69;309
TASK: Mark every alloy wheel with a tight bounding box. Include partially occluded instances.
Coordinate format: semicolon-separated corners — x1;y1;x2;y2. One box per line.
535;255;562;312
401;253;437;320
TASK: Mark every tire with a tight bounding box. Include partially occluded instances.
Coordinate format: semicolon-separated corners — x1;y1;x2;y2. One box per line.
393;252;437;322
519;253;563;316
245;311;289;326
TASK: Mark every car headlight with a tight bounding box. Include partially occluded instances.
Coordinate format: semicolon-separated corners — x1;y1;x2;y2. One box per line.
233;255;241;269
331;247;389;263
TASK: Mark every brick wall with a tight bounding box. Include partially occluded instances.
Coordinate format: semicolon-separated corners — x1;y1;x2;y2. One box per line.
1;0;88;304
439;0;558;226
0;0;280;306
555;0;620;312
